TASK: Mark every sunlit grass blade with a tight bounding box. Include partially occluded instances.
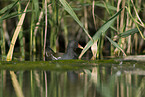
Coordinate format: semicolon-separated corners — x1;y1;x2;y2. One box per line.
6;0;30;61
59;0;93;41
105;35;126;56
79;8;123;59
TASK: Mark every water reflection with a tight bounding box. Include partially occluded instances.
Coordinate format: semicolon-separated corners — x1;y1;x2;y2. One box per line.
0;66;145;97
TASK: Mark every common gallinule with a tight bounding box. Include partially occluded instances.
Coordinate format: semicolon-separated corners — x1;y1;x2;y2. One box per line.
46;40;83;60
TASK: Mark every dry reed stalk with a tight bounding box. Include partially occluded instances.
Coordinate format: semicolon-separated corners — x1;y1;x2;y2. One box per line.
117;0;121;34
120;0;126;50
131;0;144;27
126;14;133;54
6;0;30;61
92;0;97;30
43;0;48;61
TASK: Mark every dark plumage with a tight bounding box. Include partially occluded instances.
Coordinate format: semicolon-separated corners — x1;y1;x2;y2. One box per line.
46;40;83;60
59;40;79;60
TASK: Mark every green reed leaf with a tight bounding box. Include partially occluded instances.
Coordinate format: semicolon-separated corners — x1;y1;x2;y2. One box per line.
105;35;126;56
0;40;2;45
1;12;21;20
79;8;123;59
59;0;93;41
0;0;19;16
118;27;142;38
95;2;116;11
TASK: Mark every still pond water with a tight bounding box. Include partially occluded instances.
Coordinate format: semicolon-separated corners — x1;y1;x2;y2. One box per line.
0;59;145;97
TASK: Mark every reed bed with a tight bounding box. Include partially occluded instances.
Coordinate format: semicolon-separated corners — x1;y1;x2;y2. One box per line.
0;0;145;61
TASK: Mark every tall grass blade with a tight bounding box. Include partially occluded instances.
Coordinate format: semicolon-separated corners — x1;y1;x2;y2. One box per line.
1;11;24;20
6;0;30;61
105;35;126;56
17;2;25;60
43;0;48;60
95;1;117;11
50;0;59;52
0;40;2;45
126;4;145;40
0;0;19;16
10;71;24;97
79;8;123;59
131;0;144;27
118;27;142;38
33;0;39;18
32;0;40;54
59;0;93;41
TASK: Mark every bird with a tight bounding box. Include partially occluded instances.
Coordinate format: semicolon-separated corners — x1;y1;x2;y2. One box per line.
45;40;83;60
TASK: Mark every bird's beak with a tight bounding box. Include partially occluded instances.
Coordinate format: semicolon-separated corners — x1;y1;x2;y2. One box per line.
78;44;84;49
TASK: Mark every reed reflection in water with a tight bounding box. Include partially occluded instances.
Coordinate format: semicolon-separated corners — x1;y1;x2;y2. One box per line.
0;65;145;97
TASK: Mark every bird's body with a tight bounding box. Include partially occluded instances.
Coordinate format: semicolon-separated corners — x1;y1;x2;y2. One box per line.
59;40;79;60
46;40;83;60
59;49;78;60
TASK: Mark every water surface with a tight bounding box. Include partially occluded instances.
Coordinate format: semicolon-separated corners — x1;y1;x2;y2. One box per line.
0;60;145;97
